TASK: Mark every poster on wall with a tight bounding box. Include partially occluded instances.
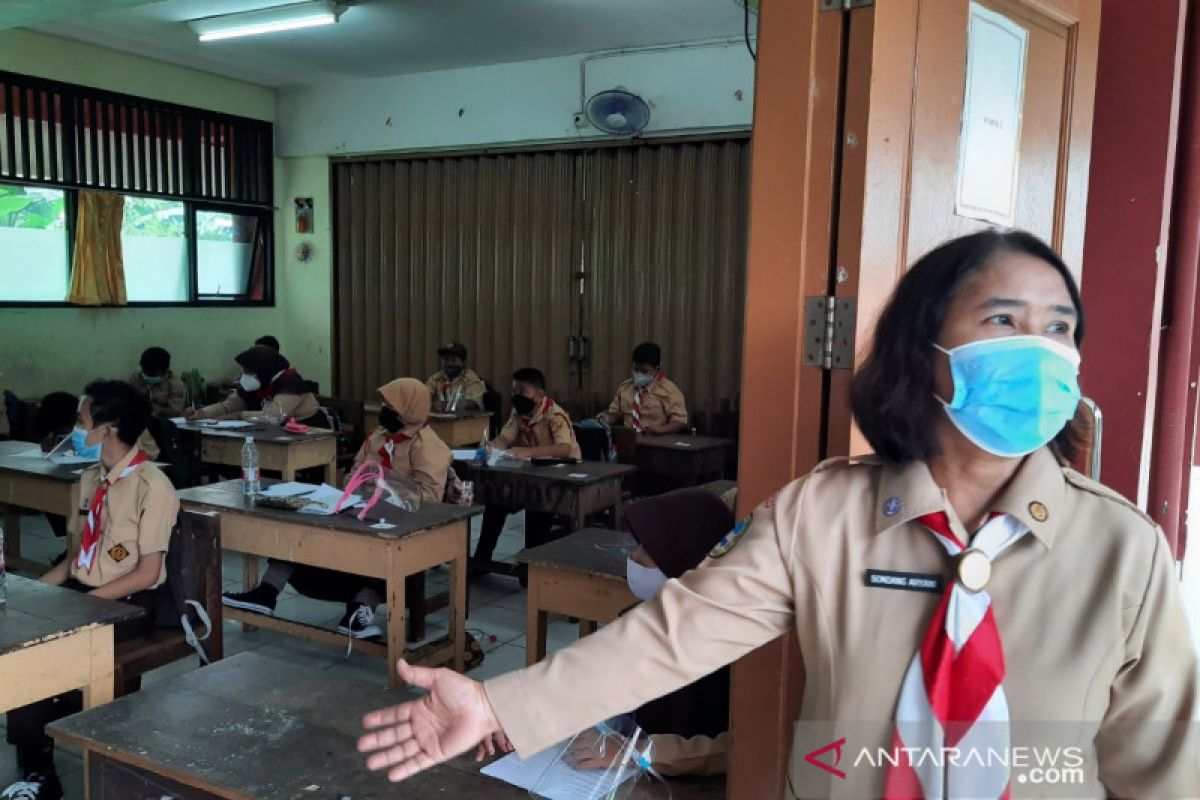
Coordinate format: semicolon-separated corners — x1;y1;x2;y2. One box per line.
295;197;314;234
955;3;1028;226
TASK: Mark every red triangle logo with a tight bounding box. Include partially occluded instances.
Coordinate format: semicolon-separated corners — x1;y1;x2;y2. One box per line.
804;737;847;779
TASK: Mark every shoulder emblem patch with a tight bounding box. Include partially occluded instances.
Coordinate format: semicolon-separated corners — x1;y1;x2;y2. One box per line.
709;516;751;559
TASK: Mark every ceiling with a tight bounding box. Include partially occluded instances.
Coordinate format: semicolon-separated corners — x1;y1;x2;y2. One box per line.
26;0;755;88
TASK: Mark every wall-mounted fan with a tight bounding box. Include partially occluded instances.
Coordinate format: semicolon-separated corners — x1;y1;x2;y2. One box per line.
584;89;651;137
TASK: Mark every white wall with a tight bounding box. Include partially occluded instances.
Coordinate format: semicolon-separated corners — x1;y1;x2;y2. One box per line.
277;40;755;157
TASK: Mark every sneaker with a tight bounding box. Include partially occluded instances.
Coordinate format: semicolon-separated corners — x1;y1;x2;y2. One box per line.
221;584;278;615
338;603;382;639
1;771;63;800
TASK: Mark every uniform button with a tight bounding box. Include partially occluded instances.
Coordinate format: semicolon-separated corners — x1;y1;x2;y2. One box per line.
883;497;903;517
957;549;991;592
1028;501;1049;523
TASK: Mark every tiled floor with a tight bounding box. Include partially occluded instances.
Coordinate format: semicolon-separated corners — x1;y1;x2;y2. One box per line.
0;509;584;794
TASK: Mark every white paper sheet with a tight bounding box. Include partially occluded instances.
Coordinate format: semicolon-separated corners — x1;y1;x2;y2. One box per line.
452;449;479;461
18;449;98;465
207;420;255;429
169;417;188;425
258;482;319;498
293;484;363;516
481;740;635;799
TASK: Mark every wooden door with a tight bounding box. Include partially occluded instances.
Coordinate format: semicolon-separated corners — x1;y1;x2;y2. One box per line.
731;1;1100;797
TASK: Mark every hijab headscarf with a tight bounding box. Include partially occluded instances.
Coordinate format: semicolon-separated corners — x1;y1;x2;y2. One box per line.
378;378;431;436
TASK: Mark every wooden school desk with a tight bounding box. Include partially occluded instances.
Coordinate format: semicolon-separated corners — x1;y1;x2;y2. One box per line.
174;420;338;483
177;481;479;686
627;434;733;489
428;409;492;447
0;441;84;572
516;527;639;665
49;651;726;800
458;459;636;532
1;575;142;714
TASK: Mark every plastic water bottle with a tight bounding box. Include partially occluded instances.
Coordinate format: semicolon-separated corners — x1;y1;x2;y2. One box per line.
473;435;487;466
241;436;260;495
0;521;8;606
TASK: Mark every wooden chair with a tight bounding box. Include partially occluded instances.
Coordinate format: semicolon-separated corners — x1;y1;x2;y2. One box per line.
114;509;223;697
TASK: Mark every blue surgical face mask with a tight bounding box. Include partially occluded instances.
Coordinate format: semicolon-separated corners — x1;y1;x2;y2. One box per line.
626;558;668;601
632;371;655;388
141;372;165;386
70;425;102;460
934;335;1082;458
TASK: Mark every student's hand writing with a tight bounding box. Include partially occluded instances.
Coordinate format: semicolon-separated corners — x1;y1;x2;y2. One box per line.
183;408;199;420
508;447;531;459
358;659;505;782
565;728;624;771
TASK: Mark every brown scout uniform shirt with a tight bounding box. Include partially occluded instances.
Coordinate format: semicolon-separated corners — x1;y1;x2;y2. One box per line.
426;368;486;409
604;376;688;432
494;399;581;460
129;370;190;417
197;388;320;422
485;447;1199;798
353;426;452;504
68;446;178;589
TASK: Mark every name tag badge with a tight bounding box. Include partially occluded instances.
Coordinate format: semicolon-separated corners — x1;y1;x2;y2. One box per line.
863;569;944;594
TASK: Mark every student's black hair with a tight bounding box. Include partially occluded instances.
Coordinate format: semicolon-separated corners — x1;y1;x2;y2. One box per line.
255;335;280;352
34;392;81;439
139;346;171;374
511;367;547;391
849;229;1086;465
84;380;152;447
631;342;662;367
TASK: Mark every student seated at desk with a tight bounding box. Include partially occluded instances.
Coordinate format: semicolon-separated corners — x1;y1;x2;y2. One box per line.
185;345;323;425
3;380;179;800
426;341;485;411
472;368;581;578
566;490;733;777
221;378;451;639
596;342;688;435
130;346;189;418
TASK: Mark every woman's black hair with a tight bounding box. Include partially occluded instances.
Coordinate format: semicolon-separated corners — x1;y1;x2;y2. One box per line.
849;229;1086;465
84;380;152;446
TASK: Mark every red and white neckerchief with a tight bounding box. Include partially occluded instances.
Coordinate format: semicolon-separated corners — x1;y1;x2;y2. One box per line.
255;367;298;402
883;511;1029;800
519;397;555;447
375;425;426;470
630;370;663;432
76;451;150;573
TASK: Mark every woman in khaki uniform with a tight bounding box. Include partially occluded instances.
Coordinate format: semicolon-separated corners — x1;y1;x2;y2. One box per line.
223;378;451;640
356;231;1199;798
185;345;321;424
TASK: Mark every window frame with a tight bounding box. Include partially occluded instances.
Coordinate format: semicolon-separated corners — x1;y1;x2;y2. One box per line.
0;183;274;308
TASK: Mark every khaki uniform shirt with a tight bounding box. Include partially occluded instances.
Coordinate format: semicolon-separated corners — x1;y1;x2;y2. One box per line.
426;368;486;409
494;400;581;460
486;447;1199;798
604;377;688;432
199;389;320;422
68;447;178;589
129;370;189;417
353;425;452;504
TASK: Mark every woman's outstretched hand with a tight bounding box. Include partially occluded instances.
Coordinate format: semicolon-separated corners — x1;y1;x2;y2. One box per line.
358;659;507;782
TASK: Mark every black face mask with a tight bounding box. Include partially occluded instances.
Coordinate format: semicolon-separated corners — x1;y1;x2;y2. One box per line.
443;365;464;380
510;394;537;416
378;405;404;434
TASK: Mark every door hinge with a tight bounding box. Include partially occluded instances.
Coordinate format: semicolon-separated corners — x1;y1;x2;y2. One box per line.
803;297;857;370
820;0;873;10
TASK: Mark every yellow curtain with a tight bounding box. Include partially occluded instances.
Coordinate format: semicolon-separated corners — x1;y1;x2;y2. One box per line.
67;191;126;305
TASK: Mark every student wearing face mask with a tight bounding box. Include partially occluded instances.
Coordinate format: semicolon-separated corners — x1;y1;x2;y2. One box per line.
4;380;178;800
184;345;322;425
355;230;1199;799
222;378;451;639
130;346;189;418
426;341;485;412
596;342;688;436
471;368;581;577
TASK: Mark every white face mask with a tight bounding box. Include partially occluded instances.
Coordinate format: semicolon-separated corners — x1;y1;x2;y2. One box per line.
626;558;668;601
239;373;262;392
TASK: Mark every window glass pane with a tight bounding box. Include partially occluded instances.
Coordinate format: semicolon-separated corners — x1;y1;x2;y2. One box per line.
121;196;188;302
198;210;259;298
0;184;68;301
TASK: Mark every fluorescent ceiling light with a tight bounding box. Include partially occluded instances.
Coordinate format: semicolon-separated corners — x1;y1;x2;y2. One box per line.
189;1;344;42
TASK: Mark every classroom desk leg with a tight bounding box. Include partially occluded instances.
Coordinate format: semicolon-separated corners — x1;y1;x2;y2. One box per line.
449;536;466;673
242;555;260;632
83;628;115;710
610;482;623;530
325;457;338;485
385;560;409;688
527;571;548;666
2;505;22;565
579;619;599;638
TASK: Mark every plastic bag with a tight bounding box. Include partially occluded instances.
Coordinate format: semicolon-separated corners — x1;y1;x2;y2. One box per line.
531;715;671;800
336;459;422;519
